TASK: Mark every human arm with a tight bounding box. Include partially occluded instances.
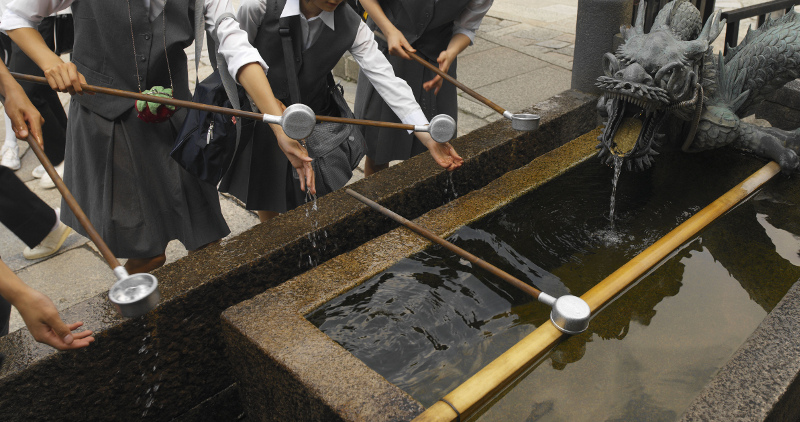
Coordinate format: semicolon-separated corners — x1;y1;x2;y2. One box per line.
1;0;86;95
423;0;493;94
357;0;414;60
0;61;44;148
350;23;462;171
217;0;315;193
0;260;94;350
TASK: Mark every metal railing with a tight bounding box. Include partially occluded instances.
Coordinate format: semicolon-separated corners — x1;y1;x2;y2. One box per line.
720;0;800;54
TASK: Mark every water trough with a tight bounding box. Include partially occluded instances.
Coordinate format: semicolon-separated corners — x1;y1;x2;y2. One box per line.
0;90;597;420
221;109;800;420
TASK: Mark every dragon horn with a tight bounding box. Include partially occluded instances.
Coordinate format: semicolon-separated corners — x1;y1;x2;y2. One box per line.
697;10;725;44
634;0;646;34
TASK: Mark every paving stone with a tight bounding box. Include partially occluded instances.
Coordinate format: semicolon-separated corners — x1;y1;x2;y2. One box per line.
508;27;563;42
458;36;499;57
557;45;575;57
457;95;495;119
458;46;549;90
472;65;572;114
483;23;536;38
557;33;576;43
457;112;491;137
8;246;112;333
536;39;571;49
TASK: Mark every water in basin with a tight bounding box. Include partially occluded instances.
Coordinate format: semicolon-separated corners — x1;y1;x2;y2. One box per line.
307;148;800;419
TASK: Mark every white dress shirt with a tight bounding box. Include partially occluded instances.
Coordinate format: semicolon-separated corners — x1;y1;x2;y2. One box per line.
239;0;427;127
0;0;268;82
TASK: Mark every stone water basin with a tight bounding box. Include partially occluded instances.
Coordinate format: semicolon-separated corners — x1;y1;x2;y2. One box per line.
221;126;800;421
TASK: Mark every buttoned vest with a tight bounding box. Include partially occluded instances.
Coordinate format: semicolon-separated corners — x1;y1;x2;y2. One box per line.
70;0;194;120
378;0;472;59
253;0;359;114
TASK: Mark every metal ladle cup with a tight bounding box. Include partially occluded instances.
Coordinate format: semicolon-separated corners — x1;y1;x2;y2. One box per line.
108;267;160;318
262;103;317;140
503;111;541;132
416;114;457;143
537;292;591;334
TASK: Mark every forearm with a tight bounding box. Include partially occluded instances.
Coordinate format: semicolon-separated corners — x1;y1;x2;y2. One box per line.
358;0;399;36
0;260;31;306
7;28;64;72
446;33;472;58
237;62;285;133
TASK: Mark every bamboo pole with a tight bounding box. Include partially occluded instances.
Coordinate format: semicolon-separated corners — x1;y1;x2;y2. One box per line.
10;72;420;131
412;161;782;422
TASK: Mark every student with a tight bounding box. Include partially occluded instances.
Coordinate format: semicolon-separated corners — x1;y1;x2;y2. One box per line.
227;0;463;222
0;61;93;351
355;0;492;176
1;0;315;274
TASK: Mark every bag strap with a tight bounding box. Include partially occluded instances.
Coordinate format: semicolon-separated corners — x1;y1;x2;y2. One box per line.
279;19;302;105
194;2;242;177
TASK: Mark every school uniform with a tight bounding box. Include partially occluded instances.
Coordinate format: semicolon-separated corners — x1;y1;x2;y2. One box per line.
222;0;428;212
354;0;492;166
1;0;267;257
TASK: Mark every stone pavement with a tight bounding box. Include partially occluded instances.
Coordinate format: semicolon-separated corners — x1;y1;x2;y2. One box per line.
0;0;763;334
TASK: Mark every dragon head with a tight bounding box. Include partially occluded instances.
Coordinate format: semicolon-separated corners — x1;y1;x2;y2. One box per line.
596;0;724;170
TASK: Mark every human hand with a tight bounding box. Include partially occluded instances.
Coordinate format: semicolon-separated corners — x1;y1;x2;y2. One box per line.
2;81;44;148
423;50;456;95
386;29;415;60
275;129;316;194
43;61;88;95
416;132;463;171
14;286;95;350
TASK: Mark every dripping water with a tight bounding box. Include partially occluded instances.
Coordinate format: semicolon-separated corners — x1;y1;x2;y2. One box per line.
609;155;624;230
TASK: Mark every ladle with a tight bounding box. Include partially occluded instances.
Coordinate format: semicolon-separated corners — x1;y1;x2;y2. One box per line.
373;31;540;132
10;72;456;143
23;132;159;318
345;188;590;334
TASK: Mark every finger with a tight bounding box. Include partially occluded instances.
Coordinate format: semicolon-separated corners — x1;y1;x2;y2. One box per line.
25;113;45;148
9;112;29;140
298;166;307;192
67;65;83;94
306;162;316;195
78;73;93;95
46;313;75;345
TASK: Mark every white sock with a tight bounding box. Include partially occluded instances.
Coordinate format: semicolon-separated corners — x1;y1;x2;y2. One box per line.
51;208;61;232
3;114;17;147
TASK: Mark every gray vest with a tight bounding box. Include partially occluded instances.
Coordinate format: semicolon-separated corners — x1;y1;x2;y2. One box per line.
377;0;472;59
70;0;194;120
253;0;359;114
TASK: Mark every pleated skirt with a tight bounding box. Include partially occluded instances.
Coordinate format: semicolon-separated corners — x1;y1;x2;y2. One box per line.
353;49;458;166
60;103;230;258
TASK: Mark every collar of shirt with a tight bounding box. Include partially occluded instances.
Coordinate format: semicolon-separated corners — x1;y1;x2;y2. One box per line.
280;0;335;31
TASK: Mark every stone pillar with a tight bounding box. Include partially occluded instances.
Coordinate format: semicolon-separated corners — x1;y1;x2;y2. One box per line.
571;0;634;95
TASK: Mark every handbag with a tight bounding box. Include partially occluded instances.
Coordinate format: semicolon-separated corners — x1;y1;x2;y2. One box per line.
279;23;366;196
52;13;74;56
171;8;250;185
171;71;254;184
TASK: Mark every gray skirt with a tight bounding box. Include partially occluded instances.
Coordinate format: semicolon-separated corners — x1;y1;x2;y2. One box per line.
60;102;230;258
354;49;458;166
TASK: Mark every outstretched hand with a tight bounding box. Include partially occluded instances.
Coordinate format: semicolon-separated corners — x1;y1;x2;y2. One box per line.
15;287;95;350
275;130;316;194
416;132;463;171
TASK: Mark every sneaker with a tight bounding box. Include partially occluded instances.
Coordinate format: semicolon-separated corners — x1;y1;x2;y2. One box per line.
0;143;20;170
39;162;64;189
32;164;45;179
23;220;72;260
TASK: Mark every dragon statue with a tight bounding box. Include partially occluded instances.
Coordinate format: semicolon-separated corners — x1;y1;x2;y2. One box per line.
595;0;800;173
